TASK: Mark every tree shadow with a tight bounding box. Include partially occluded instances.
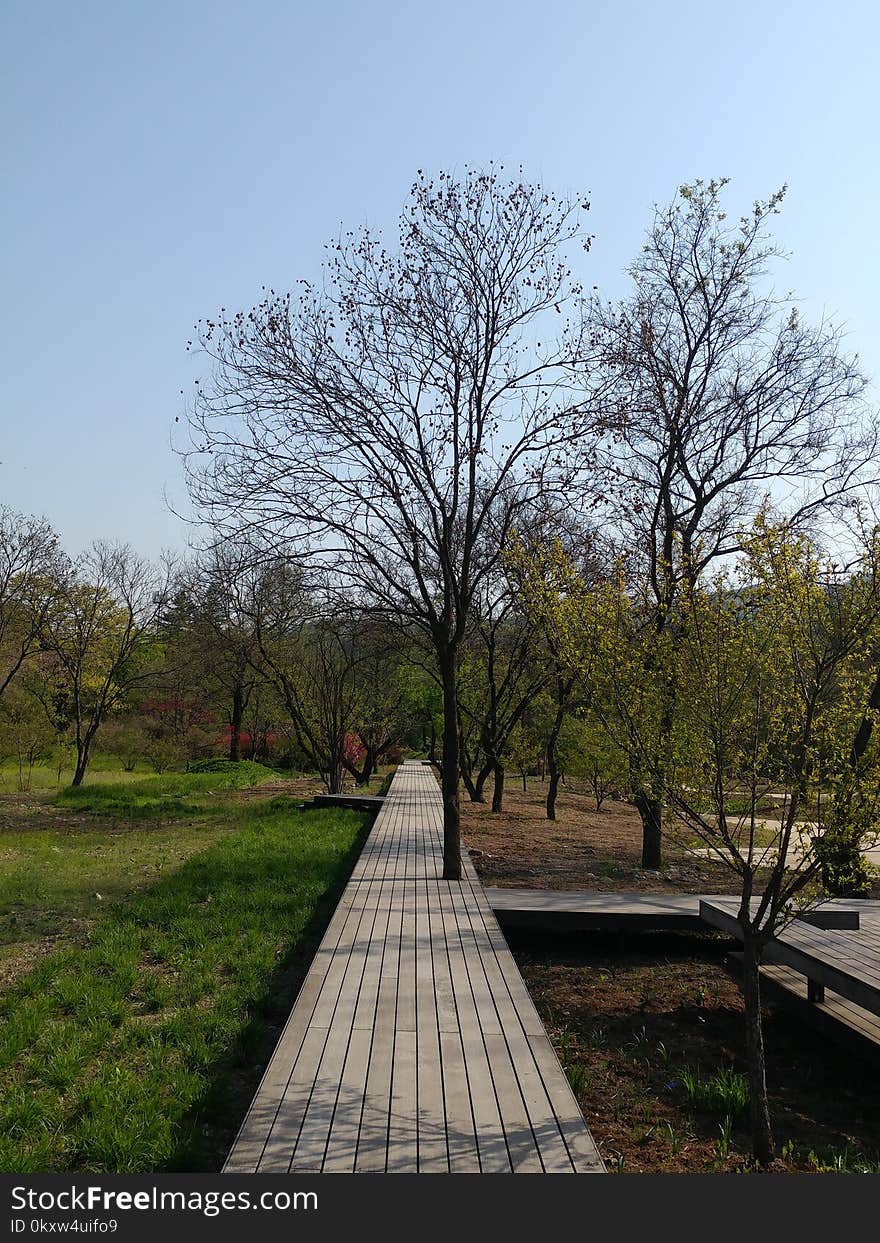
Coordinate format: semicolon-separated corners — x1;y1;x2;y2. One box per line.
160;815;374;1171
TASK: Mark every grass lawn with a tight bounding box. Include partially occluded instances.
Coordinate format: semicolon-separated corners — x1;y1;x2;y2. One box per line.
0;760;284;972
0;765;369;1173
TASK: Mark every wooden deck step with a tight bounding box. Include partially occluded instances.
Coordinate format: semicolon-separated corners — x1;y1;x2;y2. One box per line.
725;954;880;1062
485;888;708;932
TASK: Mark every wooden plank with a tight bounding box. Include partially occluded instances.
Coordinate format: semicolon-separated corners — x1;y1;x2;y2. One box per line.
386;1024;418;1171
255;1025;329;1172
354;980;396;1171
320;1028;373;1172
435;879;510;1171
437;1027;482;1172
415;816;450;1173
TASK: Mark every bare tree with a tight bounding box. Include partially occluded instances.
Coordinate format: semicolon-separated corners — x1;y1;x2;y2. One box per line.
183;168;602;878
344;626;409;785
591;178;876;868
242;562;370;793
459;582;549;812
0;507;61;701
178;544;266;762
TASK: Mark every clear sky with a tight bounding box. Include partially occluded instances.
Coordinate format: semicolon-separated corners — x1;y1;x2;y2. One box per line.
3;0;878;560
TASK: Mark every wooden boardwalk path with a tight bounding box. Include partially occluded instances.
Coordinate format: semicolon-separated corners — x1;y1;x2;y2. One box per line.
224;762;605;1173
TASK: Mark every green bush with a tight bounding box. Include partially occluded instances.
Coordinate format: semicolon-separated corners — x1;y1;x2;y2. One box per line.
813;829;874;898
186;759;273;785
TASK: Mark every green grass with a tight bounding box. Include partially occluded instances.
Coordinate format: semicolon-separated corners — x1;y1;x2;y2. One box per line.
563;1063;591;1095
0;821;241;952
54;762;274;820
1;754;283;796
0;797;367;1172
0;754;155;794
803;1145;880;1173
679;1066;750;1118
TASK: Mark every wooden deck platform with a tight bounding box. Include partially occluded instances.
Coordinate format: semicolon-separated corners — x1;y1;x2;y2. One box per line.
700;897;880;1017
727;956;880;1059
309;793;385;813
224;762;604;1173
489;888;880;1057
703;897;880;1057
485;888;707;932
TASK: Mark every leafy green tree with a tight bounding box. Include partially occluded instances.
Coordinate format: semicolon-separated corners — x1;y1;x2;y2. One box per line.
523;517;880;1163
37;544;168;785
558;713;628;810
588;178;875;868
0;683;54;790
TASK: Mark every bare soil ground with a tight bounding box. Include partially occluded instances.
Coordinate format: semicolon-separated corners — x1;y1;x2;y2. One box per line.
228;776;326;801
461;785;747;894
461;782;880;1171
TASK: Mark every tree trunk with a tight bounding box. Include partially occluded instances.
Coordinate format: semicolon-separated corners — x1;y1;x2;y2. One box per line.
546;711;564;820
327;743;346;794
440;653;461;880
547;769;561;820
460;762;478;801
491;762;505;813
360;748;376;786
634;791;663;869
546;674;572;820
72;734;93;787
849;664;880;765
473;761;492;803
458;730;479;801
546;715;559;820
229;684;244;762
741;933;775;1164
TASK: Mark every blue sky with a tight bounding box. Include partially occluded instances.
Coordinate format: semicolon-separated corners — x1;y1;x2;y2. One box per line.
3;0;878;559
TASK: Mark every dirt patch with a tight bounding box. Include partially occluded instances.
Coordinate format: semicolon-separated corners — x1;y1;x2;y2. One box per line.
0;791;98;836
461;786;748;894
229;777;325;801
0;936;74;990
515;932;880;1172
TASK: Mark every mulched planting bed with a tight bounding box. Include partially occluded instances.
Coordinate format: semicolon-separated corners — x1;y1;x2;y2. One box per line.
513;930;880;1172
461;782;880;1170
